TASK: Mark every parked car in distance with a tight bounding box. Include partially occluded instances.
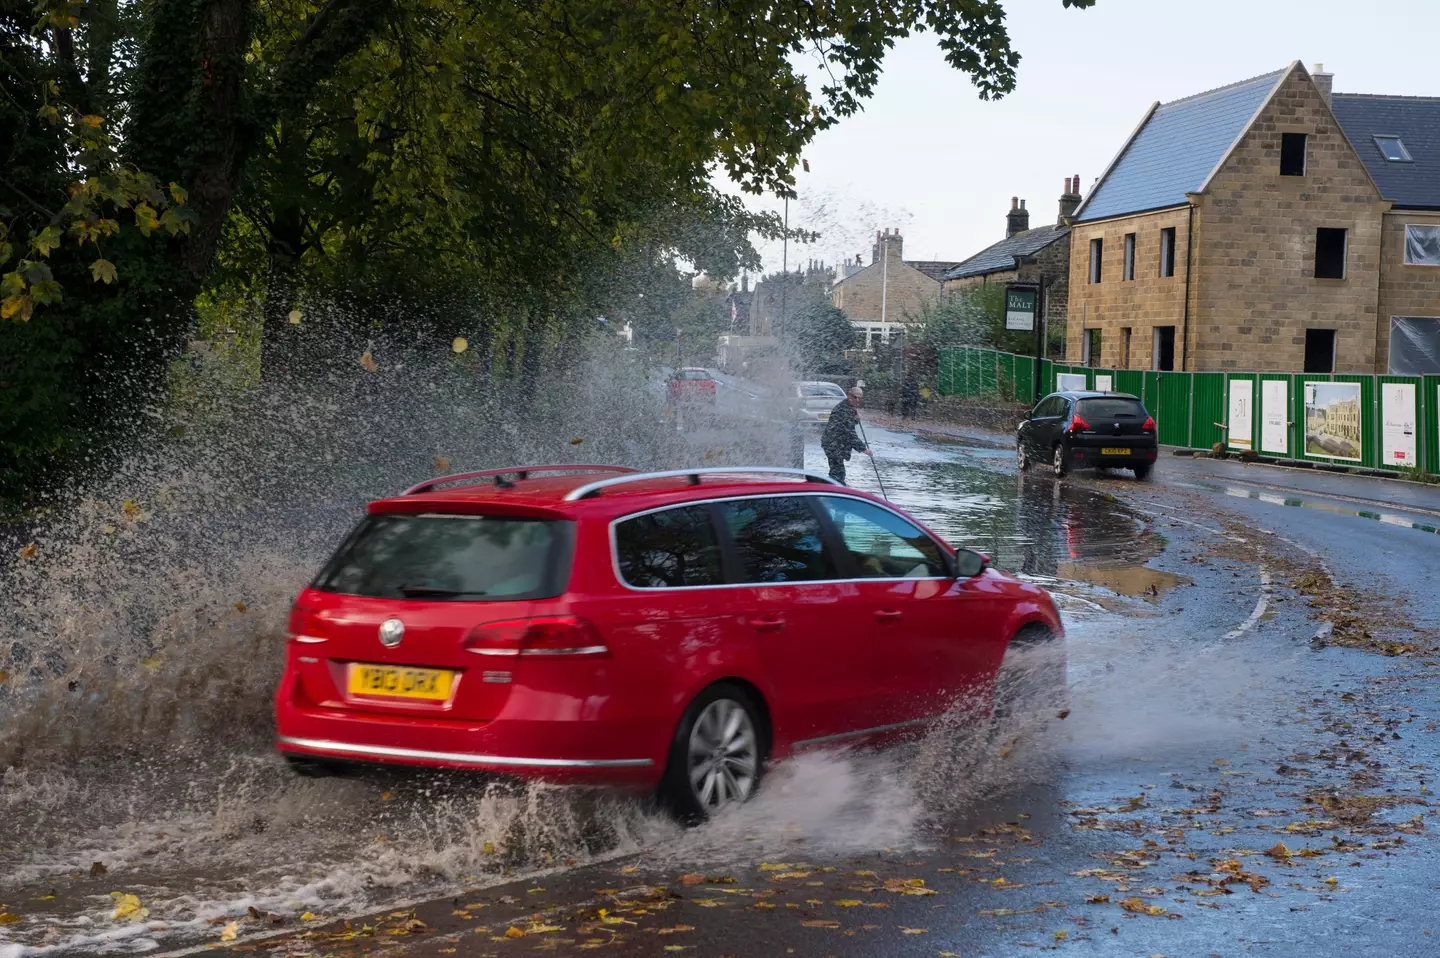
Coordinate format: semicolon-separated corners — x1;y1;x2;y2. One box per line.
1017;391;1158;479
274;464;1066;822
788;380;847;426
667;367;717;404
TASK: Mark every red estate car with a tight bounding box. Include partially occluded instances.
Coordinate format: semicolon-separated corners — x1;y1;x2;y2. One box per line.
274;465;1064;820
667;367;717;404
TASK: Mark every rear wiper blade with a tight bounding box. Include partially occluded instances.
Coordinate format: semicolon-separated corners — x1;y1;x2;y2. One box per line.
397;584;488;598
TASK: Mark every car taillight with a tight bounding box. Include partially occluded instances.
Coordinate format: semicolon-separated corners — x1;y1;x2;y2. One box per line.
1143;416;1156;432
1069;414;1091;433
286;602;326;643
464;616;609;658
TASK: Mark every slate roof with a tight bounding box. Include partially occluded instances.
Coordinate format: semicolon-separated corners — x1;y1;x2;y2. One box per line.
906;261;963;282
1330;94;1440;210
942;225;1068;281
1074;68;1289;223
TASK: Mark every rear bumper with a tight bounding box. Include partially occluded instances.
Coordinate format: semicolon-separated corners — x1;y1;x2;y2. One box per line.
1068;439;1158;465
273;673;665;787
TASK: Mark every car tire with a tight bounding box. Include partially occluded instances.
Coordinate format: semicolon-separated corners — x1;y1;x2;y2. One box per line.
1017;440;1030;472
284;754;347;778
1133;463;1153;481
1051;443;1069;478
658;682;767;824
993;624;1069;722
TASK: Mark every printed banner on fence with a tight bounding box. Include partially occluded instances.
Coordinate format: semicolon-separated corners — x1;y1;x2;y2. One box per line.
1303;381;1362;461
1382;382;1417;467
1095;374;1113;392
1056;373;1087;391
1227;379;1254;451
1261;380;1288;454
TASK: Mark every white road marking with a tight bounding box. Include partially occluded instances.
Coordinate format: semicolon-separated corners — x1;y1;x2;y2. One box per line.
1223;566;1273;639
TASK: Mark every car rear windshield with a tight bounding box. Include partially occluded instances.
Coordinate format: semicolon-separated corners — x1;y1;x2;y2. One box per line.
799;383;844;398
1077;398;1146;419
312;514;569;600
676;369;710;380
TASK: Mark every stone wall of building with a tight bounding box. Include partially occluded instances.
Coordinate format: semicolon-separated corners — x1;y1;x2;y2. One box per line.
1190;66;1386;373
1376;210;1440;372
1066;207;1193;368
831;232;942;325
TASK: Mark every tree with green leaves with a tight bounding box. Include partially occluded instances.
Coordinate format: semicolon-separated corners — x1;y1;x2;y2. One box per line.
3;0;1096;501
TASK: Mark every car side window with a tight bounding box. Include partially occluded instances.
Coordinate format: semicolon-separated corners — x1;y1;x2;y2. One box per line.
615;505;724;588
718;497;837;583
1033;397;1055;418
819;497;948;578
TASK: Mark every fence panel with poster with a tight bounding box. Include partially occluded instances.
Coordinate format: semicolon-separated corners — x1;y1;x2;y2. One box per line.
931;345;1437;475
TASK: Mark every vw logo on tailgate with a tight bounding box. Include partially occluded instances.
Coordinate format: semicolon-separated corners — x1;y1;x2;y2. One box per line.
378;618;405;648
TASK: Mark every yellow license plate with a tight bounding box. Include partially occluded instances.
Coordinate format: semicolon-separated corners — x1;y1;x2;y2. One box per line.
1101;447;1131;456
818;413;830;421
348;664;454;700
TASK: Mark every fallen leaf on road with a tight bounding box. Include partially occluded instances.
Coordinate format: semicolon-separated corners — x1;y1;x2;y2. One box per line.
90;862;107;875
110;893;148;922
0;913;22;926
883;878;935;896
504;926;526;938
1118;898;1167;916
620;865;638;874
657;925;694;934
360;351;378;372
1055;930;1069;941
452;337;469;354
1265;842;1292;860
1086;895;1111;904
219;921;239;941
834;900;862;908
300;912;319;921
678;873;705;886
902;928;927;934
663;947;690;953
801;919;840;928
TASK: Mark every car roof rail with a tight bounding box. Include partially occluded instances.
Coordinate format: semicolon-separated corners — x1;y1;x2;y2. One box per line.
403;464;637;496
564;467;842;501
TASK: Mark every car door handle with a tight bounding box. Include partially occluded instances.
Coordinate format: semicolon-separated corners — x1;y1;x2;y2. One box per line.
748;616;785;632
874;610;903;622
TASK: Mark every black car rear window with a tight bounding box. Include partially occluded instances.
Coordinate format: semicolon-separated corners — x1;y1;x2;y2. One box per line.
1077;398;1145;419
313;514;569;600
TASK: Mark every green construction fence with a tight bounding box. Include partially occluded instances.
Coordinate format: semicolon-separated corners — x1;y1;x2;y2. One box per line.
935;345;1440;475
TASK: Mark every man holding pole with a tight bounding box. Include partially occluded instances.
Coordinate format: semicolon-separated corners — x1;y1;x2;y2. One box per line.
821;386;871;485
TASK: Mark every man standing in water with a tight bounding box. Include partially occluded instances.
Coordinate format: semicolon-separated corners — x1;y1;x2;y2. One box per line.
821;386;871;484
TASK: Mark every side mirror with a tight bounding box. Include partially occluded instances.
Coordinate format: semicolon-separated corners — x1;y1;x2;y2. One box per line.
954;549;988;577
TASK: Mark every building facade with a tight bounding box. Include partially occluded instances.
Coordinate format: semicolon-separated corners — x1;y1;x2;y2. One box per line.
942;181;1079;351
829;230;957;347
1066;61;1440;375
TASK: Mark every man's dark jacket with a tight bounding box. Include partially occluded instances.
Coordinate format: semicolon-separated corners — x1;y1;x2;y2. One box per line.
821;399;867;460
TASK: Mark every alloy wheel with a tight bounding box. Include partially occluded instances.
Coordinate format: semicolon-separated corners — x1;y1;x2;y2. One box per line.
1017;441;1029;471
1052;445;1067;477
686;698;759;810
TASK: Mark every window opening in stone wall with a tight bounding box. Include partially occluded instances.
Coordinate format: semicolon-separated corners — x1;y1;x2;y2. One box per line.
1280;133;1308;176
1387;317;1440;375
1086;328;1102;367
1404;225;1440;265
1304;329;1336;373
1159;228;1177;278
1123;234;1135;281
1374;135;1412;162
1314;228;1347;279
1120;327;1132;368
1153;326;1176;371
1089;238;1103;284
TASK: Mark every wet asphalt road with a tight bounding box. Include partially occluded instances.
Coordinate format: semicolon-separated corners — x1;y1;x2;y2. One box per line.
9;416;1440;958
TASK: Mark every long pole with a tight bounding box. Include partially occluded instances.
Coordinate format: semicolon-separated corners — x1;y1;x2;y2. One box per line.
855;415;889;500
780;197;788;338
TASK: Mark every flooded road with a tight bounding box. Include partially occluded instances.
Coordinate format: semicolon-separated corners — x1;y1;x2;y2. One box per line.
4;420;1439;957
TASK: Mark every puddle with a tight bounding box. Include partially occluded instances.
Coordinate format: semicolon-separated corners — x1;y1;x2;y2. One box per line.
1181;480;1440;535
1056;561;1190;601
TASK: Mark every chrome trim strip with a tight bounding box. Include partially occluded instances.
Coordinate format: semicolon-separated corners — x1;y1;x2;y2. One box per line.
275;736;654;769
792;716;940;749
607;491;955;593
465;645;609;657
565;467;840;501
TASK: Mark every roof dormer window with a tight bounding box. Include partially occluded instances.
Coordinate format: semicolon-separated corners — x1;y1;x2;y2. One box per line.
1374;135;1413;162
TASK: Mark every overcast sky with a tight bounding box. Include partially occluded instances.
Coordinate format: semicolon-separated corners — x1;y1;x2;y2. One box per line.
724;0;1440;277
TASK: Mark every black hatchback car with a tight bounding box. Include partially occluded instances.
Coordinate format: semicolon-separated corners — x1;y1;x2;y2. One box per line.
1017;391;1158;479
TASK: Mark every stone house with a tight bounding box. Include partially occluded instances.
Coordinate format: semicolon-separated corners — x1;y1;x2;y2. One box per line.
1067;60;1440;375
941;180;1080;349
829;230;959;348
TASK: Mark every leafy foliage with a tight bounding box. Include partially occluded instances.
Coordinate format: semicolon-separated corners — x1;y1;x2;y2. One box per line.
782;300;857;376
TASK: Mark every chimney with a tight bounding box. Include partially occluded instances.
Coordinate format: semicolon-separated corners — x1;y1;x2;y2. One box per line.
871;228;904;264
1312;63;1333;107
1058;174;1082;225
1007;197;1029;237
